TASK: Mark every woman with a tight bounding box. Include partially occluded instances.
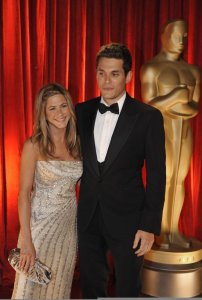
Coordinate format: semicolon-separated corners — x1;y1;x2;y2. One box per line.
12;83;82;299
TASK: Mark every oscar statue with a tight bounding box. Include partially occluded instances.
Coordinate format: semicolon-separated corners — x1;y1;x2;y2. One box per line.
140;19;202;297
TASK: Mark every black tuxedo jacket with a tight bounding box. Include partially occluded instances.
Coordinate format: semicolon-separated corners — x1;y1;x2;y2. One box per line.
76;94;166;239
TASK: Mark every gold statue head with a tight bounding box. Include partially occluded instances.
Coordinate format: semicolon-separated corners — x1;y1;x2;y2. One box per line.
161;19;188;55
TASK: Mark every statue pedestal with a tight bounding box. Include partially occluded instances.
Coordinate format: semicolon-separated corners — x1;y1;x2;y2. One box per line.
142;239;202;297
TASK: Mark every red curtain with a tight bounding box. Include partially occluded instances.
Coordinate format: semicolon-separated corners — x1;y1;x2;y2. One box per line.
0;0;202;288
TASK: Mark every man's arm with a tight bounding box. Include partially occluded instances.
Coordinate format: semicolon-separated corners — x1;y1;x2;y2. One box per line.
133;109;166;256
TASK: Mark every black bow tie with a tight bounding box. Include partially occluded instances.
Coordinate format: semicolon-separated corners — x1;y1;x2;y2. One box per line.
98;102;119;114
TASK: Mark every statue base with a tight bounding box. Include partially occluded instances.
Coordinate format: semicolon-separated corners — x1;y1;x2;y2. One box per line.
142;239;202;297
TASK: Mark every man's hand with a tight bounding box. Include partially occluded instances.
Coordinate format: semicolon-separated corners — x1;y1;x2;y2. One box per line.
133;230;154;256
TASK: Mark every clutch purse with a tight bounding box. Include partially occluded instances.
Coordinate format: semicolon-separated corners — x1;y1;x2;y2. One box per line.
8;248;52;285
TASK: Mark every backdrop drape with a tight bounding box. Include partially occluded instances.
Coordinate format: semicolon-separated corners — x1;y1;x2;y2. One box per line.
0;0;202;289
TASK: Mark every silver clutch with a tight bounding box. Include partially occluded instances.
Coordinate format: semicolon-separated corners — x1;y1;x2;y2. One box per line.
8;248;52;285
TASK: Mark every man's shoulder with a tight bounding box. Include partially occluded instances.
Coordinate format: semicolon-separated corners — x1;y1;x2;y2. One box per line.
76;97;100;110
127;96;163;123
127;95;158;113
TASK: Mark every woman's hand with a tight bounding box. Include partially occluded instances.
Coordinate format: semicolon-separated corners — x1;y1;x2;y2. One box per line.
19;240;36;273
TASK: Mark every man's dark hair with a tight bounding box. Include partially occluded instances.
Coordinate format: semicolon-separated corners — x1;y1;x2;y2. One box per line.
96;43;132;75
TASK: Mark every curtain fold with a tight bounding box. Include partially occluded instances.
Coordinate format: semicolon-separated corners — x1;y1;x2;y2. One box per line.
0;0;202;287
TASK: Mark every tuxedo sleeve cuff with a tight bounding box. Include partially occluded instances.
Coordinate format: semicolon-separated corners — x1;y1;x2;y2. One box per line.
139;211;163;236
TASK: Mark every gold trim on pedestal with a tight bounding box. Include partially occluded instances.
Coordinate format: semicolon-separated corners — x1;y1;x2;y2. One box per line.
144;239;202;264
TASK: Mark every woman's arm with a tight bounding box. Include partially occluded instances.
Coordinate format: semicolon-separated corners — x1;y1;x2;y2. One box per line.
18;139;37;273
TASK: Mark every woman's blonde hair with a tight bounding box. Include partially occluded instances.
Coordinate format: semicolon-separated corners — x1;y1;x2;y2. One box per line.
32;83;80;160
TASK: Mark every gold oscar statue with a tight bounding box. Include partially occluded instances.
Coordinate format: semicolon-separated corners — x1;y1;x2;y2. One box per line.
140;19;200;249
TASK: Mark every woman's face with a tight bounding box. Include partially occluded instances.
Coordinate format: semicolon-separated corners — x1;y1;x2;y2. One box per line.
45;94;71;130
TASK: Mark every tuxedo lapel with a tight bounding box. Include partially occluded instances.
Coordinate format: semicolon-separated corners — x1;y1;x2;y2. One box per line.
103;96;138;174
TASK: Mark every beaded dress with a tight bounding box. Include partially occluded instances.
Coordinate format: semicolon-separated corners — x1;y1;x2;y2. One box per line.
12;160;82;299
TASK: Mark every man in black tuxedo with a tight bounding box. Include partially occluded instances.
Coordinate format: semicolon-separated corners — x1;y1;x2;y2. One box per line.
75;43;166;298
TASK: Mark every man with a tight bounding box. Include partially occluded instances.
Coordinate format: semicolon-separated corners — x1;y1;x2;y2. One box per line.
76;43;166;298
140;20;200;249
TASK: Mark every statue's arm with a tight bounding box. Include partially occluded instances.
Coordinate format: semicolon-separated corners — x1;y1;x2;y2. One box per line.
140;64;189;114
169;66;201;119
188;66;201;113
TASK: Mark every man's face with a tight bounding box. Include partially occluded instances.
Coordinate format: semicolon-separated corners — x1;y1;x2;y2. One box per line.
96;57;131;104
161;21;188;54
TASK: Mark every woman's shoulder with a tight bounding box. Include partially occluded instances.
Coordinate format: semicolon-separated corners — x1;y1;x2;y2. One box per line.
22;138;40;160
23;137;36;150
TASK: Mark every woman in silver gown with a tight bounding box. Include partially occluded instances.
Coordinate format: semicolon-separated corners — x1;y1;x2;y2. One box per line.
12;83;82;299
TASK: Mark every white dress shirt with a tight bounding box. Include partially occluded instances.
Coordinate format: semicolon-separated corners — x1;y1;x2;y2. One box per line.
94;92;126;163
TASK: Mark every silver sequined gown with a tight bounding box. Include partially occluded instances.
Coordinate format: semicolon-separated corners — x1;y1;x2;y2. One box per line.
12;160;82;299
